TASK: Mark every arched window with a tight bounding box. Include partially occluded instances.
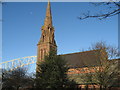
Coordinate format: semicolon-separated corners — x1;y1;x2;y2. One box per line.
41;49;43;60
44;49;46;56
43;35;44;42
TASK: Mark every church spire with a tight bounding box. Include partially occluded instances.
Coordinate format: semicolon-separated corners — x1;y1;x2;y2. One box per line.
37;0;57;73
44;0;52;27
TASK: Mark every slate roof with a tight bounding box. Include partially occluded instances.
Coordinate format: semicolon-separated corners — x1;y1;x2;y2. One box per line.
60;50;103;68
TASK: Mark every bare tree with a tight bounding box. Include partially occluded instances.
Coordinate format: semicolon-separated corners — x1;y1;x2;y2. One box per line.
76;41;119;90
2;67;34;90
90;41;119;59
78;2;120;20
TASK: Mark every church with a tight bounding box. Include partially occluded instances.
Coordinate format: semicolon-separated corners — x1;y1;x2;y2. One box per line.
36;1;119;86
36;1;106;71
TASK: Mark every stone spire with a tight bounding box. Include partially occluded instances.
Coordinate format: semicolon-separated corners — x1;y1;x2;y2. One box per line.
38;0;56;45
37;0;57;66
44;0;52;27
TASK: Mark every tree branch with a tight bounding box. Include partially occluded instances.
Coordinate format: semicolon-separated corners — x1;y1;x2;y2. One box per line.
78;9;120;20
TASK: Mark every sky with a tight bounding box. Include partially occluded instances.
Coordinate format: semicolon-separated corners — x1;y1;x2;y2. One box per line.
2;2;118;63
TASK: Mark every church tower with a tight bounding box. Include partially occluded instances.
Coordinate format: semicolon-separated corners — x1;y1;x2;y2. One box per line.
37;1;57;64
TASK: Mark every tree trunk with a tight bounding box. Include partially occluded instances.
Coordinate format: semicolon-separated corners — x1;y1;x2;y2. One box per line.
85;85;88;90
100;85;102;90
93;85;95;90
104;86;107;90
16;86;20;90
108;87;111;90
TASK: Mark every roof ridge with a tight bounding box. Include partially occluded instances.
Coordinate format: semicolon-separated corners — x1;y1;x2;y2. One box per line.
59;49;99;56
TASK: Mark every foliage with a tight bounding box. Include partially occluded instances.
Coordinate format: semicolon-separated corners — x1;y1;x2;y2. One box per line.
36;51;76;89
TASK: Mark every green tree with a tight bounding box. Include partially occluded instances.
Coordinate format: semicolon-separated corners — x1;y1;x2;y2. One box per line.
36;51;75;89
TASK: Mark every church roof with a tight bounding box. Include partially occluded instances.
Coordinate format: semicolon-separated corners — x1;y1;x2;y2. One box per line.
60;50;102;68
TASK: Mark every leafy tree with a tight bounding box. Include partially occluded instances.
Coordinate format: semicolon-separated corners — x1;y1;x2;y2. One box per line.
2;67;34;90
36;51;75;89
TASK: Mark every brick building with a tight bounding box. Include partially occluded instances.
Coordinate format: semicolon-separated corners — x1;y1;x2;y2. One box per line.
37;1;107;71
36;1;119;88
